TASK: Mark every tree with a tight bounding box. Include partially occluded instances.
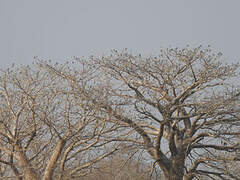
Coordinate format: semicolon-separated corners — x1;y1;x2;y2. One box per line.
82;148;162;180
41;46;240;180
0;64;121;180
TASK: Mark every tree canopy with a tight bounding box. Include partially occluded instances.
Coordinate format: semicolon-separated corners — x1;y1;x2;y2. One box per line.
0;46;240;180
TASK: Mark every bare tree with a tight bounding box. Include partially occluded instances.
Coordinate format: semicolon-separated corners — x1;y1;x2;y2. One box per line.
42;46;240;180
82;151;162;180
0;64;120;180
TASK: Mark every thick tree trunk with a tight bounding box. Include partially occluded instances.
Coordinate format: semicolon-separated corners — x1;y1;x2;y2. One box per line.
163;153;187;180
166;175;182;180
164;173;193;180
42;139;66;180
164;168;183;180
15;145;38;180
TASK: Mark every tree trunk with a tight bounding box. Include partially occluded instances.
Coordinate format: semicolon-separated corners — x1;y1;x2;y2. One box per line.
164;173;193;180
164;169;183;180
15;145;38;180
163;153;186;180
43;139;66;180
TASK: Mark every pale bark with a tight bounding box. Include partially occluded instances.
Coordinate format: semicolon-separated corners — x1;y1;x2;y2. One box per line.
15;145;38;180
42;139;66;180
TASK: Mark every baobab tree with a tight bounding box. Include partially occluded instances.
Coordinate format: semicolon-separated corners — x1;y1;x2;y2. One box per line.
42;46;240;180
0;64;121;180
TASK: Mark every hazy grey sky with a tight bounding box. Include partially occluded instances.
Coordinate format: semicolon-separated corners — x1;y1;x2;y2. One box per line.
1;0;240;68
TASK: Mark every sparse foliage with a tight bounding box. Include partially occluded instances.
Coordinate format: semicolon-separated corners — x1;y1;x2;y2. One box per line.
0;64;121;180
0;46;240;180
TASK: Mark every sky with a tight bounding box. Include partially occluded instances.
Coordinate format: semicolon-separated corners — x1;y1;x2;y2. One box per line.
1;0;240;68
